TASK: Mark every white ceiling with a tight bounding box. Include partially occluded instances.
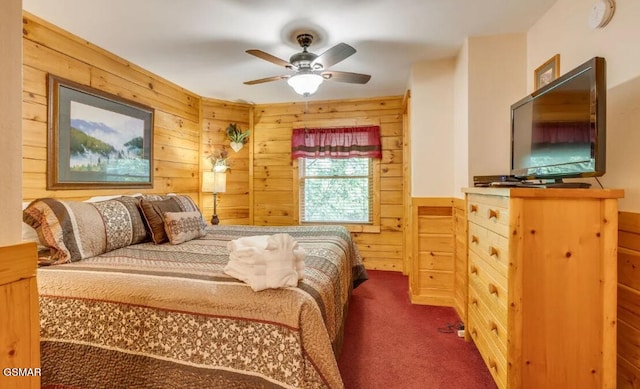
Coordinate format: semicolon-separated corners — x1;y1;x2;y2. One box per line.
23;0;557;104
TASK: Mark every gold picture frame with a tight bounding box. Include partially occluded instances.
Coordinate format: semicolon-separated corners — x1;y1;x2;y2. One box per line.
47;74;154;189
533;54;560;89
534;54;560;90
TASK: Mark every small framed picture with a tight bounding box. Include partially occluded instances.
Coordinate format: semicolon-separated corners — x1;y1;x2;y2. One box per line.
534;54;560;90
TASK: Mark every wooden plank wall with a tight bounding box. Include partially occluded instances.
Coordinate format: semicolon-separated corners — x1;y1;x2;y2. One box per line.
408;196;468;317
618;211;640;388
402;91;412;275
453;198;468;321
22;12;201;201
252;98;406;271
410;198;455;305
0;242;40;389
200;98;252;224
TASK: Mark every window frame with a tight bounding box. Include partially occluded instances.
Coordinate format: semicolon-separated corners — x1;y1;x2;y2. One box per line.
293;157;381;233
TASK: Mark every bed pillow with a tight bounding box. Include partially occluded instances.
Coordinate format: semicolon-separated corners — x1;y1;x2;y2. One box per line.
84;193;143;203
168;194;203;213
110;196;150;244
22;201;48;251
138;197;182;244
163;211;207;244
22;197;150;264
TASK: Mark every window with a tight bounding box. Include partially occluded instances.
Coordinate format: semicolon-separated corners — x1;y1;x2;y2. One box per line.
299;157;373;224
291;125;381;231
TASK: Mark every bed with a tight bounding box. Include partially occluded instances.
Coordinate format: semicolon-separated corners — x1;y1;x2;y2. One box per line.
23;195;367;389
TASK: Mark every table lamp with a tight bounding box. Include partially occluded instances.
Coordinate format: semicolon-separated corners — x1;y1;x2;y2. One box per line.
202;170;226;224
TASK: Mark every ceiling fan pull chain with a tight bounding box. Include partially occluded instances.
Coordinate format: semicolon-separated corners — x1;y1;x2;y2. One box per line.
304;99;309;130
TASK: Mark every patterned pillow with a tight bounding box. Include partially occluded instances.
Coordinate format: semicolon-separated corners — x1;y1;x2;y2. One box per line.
22;197;150;264
113;196;149;244
163;211;207;245
169;194;202;213
138;197;182;244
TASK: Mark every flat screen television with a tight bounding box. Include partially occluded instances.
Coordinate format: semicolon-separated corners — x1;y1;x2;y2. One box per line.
510;57;606;183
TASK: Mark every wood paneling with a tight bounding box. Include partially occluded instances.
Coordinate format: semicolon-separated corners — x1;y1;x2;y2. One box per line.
618;211;640;389
453;198;468;322
410;197;456;306
253;97;405;271
22;12;201;201
200;98;252;225
0;242;39;389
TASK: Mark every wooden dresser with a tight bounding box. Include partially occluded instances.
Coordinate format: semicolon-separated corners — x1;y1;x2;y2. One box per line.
0;242;40;389
463;187;622;389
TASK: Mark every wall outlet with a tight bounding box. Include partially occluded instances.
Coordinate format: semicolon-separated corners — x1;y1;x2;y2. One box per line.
457;329;465;338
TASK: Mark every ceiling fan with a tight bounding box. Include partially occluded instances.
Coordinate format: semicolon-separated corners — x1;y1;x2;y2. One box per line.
244;33;371;96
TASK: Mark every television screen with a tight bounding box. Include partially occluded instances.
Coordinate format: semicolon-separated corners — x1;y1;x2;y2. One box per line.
510;57;606;180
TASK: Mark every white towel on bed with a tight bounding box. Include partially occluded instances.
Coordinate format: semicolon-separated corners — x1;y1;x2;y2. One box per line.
224;233;306;292
227;235;269;252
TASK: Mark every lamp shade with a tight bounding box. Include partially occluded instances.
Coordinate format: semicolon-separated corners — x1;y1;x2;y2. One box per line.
202;171;215;192
202;171;226;193
213;171;226;193
287;73;323;96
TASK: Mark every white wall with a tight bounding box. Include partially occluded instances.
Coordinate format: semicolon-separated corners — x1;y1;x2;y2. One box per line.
453;41;469;197
528;0;640;92
410;34;526;198
528;0;640;211
409;59;455;197
0;0;23;245
466;34;527;193
411;0;640;209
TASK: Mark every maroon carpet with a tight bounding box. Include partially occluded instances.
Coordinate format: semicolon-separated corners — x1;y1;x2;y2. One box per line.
338;270;497;389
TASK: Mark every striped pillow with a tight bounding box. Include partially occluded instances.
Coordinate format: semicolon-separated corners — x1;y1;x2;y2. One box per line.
23;197;150;264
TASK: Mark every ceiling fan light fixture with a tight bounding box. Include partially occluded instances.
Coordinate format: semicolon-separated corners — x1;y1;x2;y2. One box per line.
287;73;323;96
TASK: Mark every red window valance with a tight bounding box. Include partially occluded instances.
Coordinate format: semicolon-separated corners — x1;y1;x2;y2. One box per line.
291;126;382;159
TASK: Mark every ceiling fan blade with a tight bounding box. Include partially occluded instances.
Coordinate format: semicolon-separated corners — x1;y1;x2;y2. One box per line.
311;43;356;69
321;71;371;84
243;75;290;85
246;49;297;70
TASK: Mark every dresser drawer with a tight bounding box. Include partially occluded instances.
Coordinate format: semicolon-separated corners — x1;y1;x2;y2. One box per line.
469;282;507;357
468;251;507;325
467;194;510;237
468;309;507;389
468;222;509;278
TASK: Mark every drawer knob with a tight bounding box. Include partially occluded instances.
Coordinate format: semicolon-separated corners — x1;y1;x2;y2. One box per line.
490;322;499;335
471;298;479;307
489;358;498;372
471;235;479;244
489;209;499;220
470;204;478;213
489;246;499;258
488;283;499;296
470;266;479;275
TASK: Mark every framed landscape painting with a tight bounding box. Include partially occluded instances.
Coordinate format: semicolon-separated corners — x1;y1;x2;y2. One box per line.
47;75;154;189
534;54;560;90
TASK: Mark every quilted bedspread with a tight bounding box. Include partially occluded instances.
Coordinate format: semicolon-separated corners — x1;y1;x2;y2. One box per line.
38;225;367;389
